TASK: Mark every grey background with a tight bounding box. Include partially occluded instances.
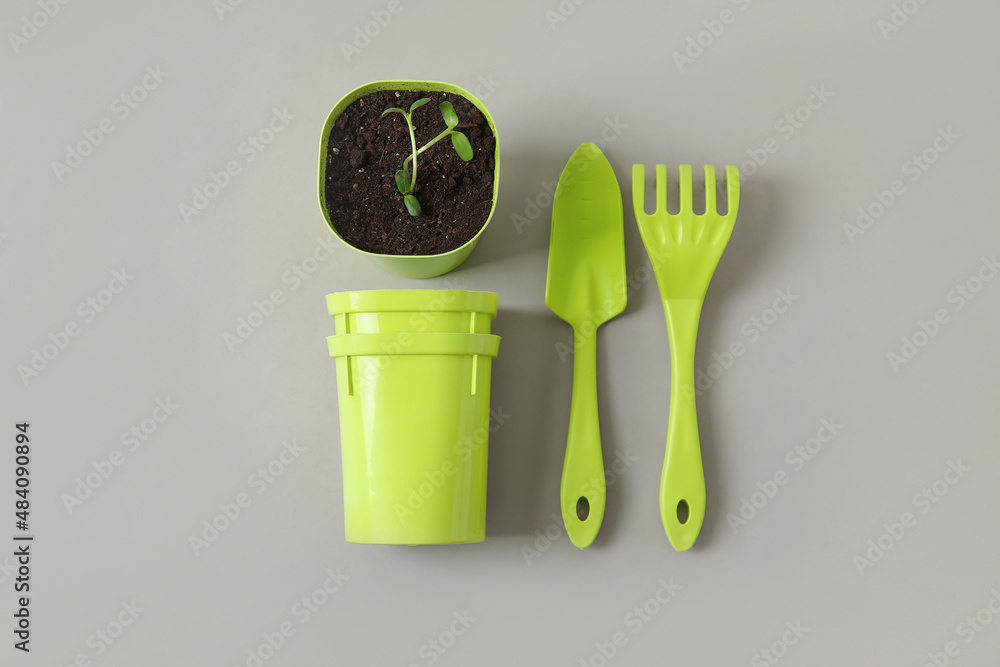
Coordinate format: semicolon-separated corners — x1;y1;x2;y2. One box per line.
2;0;999;665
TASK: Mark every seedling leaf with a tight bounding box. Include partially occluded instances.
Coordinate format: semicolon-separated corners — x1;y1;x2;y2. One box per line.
394;169;411;194
381;107;404;117
404;194;421;216
409;98;430;113
439;102;459;129
451;132;473;161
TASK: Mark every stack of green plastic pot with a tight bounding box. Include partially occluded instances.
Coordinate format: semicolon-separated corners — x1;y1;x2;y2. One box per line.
326;290;500;544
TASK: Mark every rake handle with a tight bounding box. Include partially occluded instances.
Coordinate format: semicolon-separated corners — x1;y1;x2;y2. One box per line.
661;298;706;551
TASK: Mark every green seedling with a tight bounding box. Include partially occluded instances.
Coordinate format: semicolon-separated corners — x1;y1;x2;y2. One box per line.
382;98;474;216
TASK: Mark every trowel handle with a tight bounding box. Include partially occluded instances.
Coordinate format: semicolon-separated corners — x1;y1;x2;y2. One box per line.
560;327;605;548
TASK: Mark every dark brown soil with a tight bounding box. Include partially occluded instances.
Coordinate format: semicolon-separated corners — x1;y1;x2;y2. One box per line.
324;89;496;255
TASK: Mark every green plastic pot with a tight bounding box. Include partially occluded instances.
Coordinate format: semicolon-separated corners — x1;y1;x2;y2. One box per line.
327;289;498;335
328;332;500;544
318;80;500;279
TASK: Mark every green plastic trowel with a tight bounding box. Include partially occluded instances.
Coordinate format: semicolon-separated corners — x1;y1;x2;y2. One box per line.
545;142;627;548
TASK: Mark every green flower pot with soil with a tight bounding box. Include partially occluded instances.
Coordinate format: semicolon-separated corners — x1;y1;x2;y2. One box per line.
319;80;500;279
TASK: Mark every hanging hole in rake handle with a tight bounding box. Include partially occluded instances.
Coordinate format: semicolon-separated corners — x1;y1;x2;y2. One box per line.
576;496;590;521
676;499;689;524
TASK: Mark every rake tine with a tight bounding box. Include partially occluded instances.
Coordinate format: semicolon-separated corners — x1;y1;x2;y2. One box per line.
724;165;740;222
655;164;668;215
678;165;693;213
703;165;717;216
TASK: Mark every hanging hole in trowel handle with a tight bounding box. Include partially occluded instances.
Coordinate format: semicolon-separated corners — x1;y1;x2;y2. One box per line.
576;496;590;521
676;499;689;524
